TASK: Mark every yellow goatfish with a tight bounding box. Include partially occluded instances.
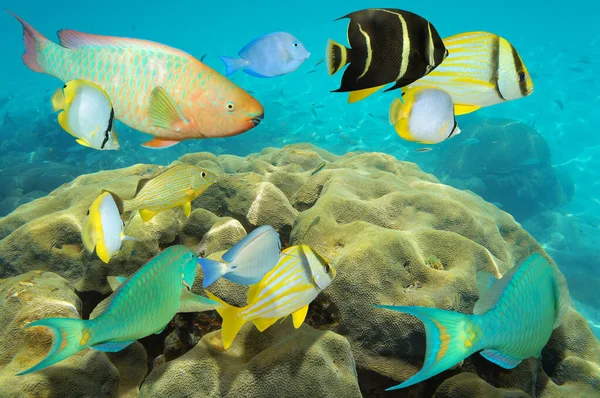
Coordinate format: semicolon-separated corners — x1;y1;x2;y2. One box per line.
124;164;216;222
206;245;336;350
82;190;137;263
404;31;534;115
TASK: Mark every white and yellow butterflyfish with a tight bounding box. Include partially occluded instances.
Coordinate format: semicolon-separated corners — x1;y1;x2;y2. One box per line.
389;87;460;144
51;79;120;150
206;244;336;350
81;191;138;263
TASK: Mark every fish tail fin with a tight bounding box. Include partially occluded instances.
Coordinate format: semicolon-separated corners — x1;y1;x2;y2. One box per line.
218;56;246;77
7;11;52;73
197;258;229;288
375;305;482;390
205;291;246;350
51;87;66;111
326;39;351;76
389;98;407;125
18;317;92;375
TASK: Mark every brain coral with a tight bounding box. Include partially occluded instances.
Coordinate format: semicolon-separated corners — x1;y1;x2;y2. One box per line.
0;143;598;396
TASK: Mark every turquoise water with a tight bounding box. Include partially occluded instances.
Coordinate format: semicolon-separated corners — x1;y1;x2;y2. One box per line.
0;0;599;391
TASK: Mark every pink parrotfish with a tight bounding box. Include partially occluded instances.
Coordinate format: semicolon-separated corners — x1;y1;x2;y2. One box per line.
376;252;572;390
17;245;220;375
8;12;264;149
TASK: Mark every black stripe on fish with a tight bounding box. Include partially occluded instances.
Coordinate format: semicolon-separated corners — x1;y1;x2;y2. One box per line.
330;8;446;93
101;108;115;150
490;36;507;101
448;117;458;138
509;43;529;97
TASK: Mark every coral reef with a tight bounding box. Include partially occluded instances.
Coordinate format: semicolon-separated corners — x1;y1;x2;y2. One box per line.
433;118;574;221
0;143;598;396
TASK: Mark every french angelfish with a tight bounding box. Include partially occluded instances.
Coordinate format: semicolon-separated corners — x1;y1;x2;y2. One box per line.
51;79;119;150
326;8;448;103
376;253;572;390
8;11;264;149
123;163;216;222
389;87;460;144
18;246;220;375
206;245;336;350
81;190;136;263
198;225;281;288
406;31;534;115
219;32;310;78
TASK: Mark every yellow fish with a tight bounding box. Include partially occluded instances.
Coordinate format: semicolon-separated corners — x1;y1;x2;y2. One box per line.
206;245;336;350
123;164;216;222
404;31;534;115
82;191;137;263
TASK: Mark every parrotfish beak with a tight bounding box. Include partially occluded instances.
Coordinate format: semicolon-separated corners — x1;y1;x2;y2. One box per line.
251;114;264;126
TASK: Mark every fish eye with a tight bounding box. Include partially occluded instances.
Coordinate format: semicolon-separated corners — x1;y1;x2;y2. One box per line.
200;171;206;178
324;263;331;273
225;101;235;112
518;71;526;82
293;42;299;47
86;210;90;215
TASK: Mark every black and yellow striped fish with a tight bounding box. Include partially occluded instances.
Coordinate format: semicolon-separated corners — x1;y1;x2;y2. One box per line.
326;8;448;103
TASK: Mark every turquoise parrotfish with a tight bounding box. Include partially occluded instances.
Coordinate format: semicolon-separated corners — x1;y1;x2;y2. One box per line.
18;245;220;376
376;252;572;390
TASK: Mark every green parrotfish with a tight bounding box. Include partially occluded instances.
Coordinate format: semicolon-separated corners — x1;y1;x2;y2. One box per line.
376;253;572;390
18;245;220;376
9;12;264;149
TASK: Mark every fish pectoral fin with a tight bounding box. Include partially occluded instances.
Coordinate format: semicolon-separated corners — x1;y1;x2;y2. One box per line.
107;276;127;291
454;104;481;116
149;86;190;132
141;138;181;149
252;317;280;332
291;305;309;328
76;139;92;148
91;340;135;352
183;201;192;217
138;209;157;222
348;85;386;103
480;349;522;369
178;289;221;313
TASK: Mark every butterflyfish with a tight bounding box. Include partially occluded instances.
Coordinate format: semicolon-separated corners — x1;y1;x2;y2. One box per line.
123;163;216;222
18;246;221;375
81;190;137;263
389;87;460;144
376;253;572;390
406;31;534;115
51;80;119;150
326;8;448;103
197;225;281;288
206;245;336;350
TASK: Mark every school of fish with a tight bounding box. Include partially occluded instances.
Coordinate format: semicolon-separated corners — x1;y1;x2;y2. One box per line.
6;6;567;394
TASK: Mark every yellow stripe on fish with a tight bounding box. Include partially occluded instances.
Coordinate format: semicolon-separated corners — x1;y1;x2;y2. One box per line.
123;164;216;222
206;245;336;350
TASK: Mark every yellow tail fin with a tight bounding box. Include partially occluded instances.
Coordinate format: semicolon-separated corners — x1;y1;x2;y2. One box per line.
205;291;247;350
326;39;350;76
51;88;66;111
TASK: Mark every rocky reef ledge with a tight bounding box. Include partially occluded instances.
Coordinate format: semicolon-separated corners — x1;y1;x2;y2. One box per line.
0;143;598;397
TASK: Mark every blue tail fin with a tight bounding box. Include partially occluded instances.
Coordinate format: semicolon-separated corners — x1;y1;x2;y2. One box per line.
374;305;483;390
18;317;91;375
197;258;229;288
218;56;247;77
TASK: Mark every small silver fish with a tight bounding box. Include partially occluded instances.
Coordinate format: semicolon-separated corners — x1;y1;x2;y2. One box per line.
415;148;433;153
311;161;327;175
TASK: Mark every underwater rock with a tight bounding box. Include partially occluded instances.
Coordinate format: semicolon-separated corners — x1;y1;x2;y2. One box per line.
139;321;361;398
434;118;573;221
0;271;146;397
433;372;531;397
0;143;598;396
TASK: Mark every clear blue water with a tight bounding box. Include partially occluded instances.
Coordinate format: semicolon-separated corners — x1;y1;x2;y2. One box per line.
1;0;598;337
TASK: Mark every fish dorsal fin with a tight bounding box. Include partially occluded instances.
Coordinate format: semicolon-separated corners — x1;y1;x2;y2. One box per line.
57;29;192;58
473;263;521;315
89;291;118;319
135;178;151;196
102;190;125;214
107;276;127;291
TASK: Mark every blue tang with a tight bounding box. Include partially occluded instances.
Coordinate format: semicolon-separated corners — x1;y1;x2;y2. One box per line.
219;32;310;78
376;253;572;390
17;245;220;375
198;225;281;288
